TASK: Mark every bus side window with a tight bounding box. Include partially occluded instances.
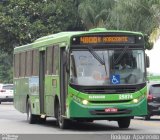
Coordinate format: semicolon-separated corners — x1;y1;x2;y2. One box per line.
14;54;20;78
53;46;59;75
70;54;76;76
46;46;54;75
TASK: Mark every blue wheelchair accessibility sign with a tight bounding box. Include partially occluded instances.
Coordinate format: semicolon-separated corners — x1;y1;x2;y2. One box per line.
110;74;120;84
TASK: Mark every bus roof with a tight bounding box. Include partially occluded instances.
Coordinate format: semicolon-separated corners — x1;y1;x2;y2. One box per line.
14;28;143;53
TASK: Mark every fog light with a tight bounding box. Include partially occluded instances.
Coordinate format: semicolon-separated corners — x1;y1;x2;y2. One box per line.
133;99;138;103
82;100;88;105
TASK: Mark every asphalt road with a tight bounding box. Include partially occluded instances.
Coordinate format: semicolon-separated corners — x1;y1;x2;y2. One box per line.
0;102;160;140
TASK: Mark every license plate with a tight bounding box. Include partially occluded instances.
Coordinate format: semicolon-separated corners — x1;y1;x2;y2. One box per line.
105;108;118;112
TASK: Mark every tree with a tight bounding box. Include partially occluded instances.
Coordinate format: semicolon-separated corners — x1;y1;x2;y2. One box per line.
0;51;13;83
149;2;160;43
0;0;84;53
108;0;160;49
78;0;115;30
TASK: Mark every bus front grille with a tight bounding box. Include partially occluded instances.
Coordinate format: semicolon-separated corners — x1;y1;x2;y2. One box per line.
89;100;132;104
82;87;137;94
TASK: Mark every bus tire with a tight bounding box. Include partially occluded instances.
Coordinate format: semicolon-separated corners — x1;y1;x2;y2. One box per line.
144;115;150;120
57;103;69;129
38;117;46;124
117;117;131;128
26;99;38;124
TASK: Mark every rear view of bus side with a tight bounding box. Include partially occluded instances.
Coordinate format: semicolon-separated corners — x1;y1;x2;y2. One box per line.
13;28;149;129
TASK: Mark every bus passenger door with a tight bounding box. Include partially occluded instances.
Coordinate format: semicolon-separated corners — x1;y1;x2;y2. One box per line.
39;50;45;114
60;47;68;116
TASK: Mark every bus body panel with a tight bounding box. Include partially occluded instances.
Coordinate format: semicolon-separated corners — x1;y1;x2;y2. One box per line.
14;78;29;113
44;75;60;116
14;77;40;114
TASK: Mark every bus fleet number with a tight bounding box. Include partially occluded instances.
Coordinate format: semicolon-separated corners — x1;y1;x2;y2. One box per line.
119;94;133;100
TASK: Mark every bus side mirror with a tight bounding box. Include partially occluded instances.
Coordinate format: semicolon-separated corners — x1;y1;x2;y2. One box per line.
144;34;153;50
146;55;150;68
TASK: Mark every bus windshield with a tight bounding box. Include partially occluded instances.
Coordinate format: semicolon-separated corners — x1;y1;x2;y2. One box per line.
70;48;145;86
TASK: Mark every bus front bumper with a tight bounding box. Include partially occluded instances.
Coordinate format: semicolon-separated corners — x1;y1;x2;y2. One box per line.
67;99;147;119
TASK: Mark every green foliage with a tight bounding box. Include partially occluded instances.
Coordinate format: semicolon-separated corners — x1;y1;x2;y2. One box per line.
108;0;159;34
0;52;13;83
147;75;160;82
0;0;83;53
78;0;115;30
110;0;160;49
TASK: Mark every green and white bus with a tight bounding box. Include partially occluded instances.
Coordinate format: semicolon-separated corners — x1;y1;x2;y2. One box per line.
14;28;149;129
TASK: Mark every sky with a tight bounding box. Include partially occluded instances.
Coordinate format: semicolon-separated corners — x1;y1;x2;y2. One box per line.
146;39;160;75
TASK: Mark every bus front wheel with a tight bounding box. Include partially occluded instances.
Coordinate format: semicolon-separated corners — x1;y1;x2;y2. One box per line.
117;117;131;128
27;99;38;124
57;103;69;129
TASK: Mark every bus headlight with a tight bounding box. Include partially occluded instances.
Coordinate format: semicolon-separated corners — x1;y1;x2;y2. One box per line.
82;100;88;105
132;95;145;103
133;99;139;103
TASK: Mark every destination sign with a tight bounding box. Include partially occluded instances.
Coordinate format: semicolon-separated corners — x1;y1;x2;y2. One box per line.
72;35;137;45
80;36;128;44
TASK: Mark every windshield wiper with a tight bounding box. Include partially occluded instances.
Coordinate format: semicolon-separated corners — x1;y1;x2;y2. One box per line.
114;46;129;64
87;47;108;82
87;46;105;65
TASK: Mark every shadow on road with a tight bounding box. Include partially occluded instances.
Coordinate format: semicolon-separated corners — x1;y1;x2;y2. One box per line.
38;119;137;132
